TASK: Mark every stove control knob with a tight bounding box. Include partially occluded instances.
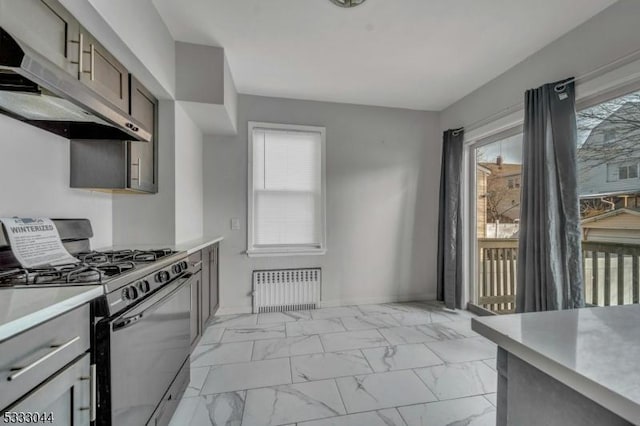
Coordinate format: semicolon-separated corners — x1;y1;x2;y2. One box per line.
155;271;170;283
137;280;151;293
122;286;138;301
180;261;189;270
172;263;182;274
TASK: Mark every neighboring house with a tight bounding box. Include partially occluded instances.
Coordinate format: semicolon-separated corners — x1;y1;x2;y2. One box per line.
479;162;522;223
578;102;640;197
581;208;640;244
476;164;491;238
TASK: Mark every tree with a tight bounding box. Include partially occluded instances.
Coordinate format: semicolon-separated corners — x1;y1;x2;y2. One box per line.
577;94;640;170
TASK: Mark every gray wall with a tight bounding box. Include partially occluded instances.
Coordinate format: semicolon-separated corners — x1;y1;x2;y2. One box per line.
174;103;204;243
0;114;113;248
112;101;205;246
204;95;440;313
113;101;176;246
441;0;640;130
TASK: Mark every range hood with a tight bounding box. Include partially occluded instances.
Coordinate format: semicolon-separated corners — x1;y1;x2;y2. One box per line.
0;27;151;142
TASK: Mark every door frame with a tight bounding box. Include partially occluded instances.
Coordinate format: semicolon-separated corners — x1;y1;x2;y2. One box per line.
462;126;523;310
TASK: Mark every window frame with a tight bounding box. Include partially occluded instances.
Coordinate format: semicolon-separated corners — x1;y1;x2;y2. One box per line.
247;121;327;257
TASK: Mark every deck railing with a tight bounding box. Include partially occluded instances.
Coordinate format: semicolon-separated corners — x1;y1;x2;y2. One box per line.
477;239;640;313
477;239;518;313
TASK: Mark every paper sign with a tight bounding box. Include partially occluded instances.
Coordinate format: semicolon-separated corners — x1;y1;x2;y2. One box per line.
0;218;79;268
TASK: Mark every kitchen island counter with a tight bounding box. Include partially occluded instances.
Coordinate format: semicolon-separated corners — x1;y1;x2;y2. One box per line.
0;285;102;343
472;305;640;425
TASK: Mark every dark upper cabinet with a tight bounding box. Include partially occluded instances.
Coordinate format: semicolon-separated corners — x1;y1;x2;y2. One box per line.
128;77;157;193
70;77;157;193
80;29;129;113
0;0;80;76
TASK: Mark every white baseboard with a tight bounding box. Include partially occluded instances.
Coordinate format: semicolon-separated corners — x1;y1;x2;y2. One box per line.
215;306;253;315
319;293;436;308
216;292;437;315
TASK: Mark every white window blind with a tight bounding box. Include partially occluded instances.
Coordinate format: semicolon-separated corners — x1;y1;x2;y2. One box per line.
249;123;325;254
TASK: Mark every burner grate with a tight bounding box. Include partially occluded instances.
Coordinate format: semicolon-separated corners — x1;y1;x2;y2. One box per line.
0;247;176;287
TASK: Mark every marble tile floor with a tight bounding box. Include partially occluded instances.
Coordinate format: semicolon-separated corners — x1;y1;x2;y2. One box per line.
169;301;498;426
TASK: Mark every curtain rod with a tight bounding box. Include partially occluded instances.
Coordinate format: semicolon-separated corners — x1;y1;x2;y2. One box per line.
460;45;640;133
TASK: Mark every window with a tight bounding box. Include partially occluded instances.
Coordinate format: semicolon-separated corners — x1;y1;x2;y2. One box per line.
578;89;640;194
618;163;638;180
247;122;326;256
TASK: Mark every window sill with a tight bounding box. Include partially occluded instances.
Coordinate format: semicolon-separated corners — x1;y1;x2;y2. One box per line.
246;249;326;258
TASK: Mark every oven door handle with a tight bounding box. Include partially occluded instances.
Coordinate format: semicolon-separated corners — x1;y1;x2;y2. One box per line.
112;274;193;332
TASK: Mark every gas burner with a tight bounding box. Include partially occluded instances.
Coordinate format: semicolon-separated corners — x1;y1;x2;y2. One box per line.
33;264;104;284
77;251;109;264
0;263;105;286
76;248;175;264
0;268;28;286
96;261;135;276
0;247;178;288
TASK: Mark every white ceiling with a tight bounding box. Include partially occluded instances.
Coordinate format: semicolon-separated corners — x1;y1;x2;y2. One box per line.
152;0;616;111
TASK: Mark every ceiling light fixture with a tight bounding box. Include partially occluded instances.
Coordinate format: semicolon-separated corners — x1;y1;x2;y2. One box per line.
329;0;367;8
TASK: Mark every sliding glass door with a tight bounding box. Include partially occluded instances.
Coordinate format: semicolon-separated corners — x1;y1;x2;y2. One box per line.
471;132;523;313
467;88;640;314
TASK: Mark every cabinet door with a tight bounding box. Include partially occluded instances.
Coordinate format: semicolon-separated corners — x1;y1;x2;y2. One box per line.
210;244;219;314
128;77;157;192
200;247;211;328
80;30;129;113
5;353;92;426
189;272;201;350
0;0;80;76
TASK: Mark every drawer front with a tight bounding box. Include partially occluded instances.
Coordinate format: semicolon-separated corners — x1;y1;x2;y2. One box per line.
5;353;91;426
0;304;90;410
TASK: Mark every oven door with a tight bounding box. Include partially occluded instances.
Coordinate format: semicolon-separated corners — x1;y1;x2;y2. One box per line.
98;274;192;426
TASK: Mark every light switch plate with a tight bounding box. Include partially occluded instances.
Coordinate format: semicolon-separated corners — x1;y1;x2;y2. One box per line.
231;218;240;230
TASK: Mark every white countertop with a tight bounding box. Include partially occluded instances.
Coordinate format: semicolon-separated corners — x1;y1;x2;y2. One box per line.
0;285;103;343
97;235;223;255
472;305;640;424
173;235;223;254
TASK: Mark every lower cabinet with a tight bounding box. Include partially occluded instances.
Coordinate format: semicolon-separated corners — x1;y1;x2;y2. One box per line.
189;251;202;351
189;243;220;351
4;354;91;425
0;304;92;424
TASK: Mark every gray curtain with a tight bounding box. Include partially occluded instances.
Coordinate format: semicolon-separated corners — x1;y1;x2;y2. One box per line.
437;129;464;309
516;78;584;313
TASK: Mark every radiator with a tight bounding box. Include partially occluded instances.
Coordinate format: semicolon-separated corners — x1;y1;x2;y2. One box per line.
252;268;321;313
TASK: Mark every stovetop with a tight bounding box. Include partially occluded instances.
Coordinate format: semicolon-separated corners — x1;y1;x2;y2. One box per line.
0;249;178;288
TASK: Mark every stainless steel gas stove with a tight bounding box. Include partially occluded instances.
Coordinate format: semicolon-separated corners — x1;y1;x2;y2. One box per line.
0;220;193;426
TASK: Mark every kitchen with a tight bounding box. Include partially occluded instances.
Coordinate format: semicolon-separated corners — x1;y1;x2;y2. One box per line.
1;1;640;425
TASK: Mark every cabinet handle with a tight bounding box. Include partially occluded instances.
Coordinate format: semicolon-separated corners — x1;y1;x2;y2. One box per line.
90;363;96;421
8;336;80;381
70;32;83;78
89;43;95;81
131;158;141;183
80;40;94;80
